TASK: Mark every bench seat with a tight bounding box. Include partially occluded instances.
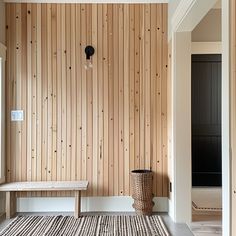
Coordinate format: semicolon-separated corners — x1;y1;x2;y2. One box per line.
0;181;89;219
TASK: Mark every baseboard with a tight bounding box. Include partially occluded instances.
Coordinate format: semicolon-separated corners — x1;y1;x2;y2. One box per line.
17;196;168;213
192;209;222;216
168;199;174;220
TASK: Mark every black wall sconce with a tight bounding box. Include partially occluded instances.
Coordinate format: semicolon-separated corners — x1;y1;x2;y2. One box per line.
84;45;95;70
85;46;95;60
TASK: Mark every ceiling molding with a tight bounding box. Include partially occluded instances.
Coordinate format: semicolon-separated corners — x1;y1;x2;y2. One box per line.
191;42;222;54
171;0;197;33
171;0;217;33
4;0;168;3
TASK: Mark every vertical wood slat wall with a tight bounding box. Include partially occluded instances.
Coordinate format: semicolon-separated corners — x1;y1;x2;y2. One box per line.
6;3;168;197
167;41;172;201
231;0;236;233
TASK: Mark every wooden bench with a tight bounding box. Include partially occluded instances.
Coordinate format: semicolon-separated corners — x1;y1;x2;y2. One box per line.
0;181;88;219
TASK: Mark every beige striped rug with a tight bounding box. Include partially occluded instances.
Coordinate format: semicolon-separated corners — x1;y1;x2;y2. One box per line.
0;215;170;236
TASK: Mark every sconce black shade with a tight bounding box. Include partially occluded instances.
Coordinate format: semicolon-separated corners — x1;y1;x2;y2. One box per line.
85;46;95;60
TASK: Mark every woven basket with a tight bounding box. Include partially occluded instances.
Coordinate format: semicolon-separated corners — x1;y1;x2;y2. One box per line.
131;169;154;215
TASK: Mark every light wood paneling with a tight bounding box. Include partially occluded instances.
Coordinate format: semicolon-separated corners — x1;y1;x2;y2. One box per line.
6;3;168;197
167;40;172;199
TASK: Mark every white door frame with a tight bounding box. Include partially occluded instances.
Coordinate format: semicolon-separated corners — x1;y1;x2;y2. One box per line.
169;0;231;235
170;31;192;224
221;0;231;235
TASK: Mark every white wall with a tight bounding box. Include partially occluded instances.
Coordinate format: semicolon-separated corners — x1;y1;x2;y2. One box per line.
168;0;181;38
168;0;181;17
170;31;192;224
16;197;168;213
191;42;222;54
192;9;221;42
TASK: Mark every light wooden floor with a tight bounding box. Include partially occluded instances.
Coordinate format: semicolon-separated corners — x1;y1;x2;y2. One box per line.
191;187;222;235
191;213;222;236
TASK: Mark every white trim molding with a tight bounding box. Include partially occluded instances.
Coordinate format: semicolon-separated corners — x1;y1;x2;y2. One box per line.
222;0;231;235
16;197;168;213
4;0;168;3
171;0;196;33
171;0;217;33
168;31;192;224
191;42;222;54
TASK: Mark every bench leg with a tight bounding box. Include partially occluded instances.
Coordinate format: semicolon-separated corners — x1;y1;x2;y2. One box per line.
6;192;16;219
74;191;81;218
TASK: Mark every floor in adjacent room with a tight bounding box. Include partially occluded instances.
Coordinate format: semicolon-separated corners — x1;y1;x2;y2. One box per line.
191;187;222;235
191;214;222;236
0;212;194;236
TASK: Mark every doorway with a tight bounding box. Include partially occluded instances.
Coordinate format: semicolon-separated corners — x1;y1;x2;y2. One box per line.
191;54;222;226
192;54;222;188
190;3;222;234
169;0;230;235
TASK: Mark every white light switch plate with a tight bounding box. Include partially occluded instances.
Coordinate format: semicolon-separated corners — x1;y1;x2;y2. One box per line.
11;110;24;121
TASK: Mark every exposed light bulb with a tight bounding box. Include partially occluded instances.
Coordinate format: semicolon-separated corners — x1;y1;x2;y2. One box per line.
84;60;93;70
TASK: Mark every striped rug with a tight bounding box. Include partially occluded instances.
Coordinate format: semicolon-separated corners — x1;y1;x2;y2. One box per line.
0;215;170;236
